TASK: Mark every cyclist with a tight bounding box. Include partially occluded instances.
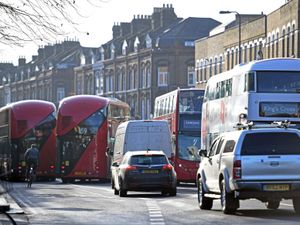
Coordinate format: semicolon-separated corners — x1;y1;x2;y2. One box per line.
24;143;39;181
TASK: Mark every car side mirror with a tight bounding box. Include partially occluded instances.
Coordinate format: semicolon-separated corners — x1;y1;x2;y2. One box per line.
112;161;119;167
106;147;113;156
198;149;207;157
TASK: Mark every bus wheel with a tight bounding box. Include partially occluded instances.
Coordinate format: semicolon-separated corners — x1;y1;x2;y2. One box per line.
61;178;69;183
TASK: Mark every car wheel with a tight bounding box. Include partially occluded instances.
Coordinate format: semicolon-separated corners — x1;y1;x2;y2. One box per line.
111;178;114;189
169;187;177;197
119;180;127;197
197;177;213;210
114;188;119;195
293;197;300;214
161;190;168;196
220;179;238;214
265;200;280;210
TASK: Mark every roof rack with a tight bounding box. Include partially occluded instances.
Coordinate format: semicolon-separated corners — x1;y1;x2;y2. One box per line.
234;120;295;130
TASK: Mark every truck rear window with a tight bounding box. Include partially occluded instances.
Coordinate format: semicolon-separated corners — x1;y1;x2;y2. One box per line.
241;132;300;155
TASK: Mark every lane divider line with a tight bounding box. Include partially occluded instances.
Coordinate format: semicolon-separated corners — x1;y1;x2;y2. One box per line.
146;200;165;225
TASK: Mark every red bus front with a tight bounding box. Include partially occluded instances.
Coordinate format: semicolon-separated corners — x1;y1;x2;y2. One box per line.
9;100;56;180
56;95;110;182
174;113;201;182
154;89;204;183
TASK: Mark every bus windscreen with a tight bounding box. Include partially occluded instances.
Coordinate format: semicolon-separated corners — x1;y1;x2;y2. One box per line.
257;71;300;93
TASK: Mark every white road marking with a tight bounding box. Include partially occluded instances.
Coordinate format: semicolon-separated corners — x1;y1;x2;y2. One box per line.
146;200;165;225
70;184;117;199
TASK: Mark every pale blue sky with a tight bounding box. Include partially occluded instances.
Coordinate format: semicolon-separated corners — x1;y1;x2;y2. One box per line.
0;0;287;65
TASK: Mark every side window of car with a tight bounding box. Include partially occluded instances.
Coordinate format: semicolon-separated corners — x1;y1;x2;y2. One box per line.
208;138;219;157
215;138;225;155
223;140;236;153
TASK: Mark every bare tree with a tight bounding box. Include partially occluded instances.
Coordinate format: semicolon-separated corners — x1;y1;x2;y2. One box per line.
0;0;107;46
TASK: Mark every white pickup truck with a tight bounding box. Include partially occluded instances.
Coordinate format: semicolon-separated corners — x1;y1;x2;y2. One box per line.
196;127;300;214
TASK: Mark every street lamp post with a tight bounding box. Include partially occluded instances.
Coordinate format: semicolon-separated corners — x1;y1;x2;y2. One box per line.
220;10;241;64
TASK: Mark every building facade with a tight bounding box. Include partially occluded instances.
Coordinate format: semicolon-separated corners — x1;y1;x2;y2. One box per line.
0;40;97;106
195;0;299;89
90;5;220;119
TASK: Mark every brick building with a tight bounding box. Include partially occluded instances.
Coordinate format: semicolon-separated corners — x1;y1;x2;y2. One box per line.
88;4;220;119
0;40;97;106
195;0;299;89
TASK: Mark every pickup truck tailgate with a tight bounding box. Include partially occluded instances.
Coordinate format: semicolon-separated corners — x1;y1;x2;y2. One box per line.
241;155;300;180
240;132;300;180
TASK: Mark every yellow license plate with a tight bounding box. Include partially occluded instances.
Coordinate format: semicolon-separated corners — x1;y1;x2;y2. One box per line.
143;170;159;174
263;184;290;191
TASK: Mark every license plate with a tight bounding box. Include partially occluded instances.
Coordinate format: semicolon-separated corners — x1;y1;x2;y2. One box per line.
142;170;159;174
263;184;290;191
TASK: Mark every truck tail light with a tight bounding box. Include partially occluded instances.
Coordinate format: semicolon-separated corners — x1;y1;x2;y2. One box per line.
233;160;242;179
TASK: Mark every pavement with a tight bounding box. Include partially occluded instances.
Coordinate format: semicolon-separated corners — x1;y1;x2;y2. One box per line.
0;180;27;224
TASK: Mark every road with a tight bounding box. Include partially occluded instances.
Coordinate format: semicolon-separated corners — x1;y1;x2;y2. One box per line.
4;180;300;225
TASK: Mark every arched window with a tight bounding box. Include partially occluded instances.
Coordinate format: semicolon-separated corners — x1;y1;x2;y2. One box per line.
219;56;223;73
287;26;290;56
244;45;247;63
272;34;275;58
292;24;295;56
214;57;218;75
282;29;286;57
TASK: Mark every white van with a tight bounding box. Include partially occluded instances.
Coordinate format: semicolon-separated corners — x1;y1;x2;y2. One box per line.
110;120;174;185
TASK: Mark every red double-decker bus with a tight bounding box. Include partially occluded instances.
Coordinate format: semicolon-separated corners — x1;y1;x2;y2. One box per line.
0;100;56;180
56;95;130;183
153;88;204;183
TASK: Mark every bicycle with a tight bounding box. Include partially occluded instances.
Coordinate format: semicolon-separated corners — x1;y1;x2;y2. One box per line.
27;164;36;188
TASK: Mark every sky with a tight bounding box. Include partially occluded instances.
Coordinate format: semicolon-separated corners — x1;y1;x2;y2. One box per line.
0;0;288;65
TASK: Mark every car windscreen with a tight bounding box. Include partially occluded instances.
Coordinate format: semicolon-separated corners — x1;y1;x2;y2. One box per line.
130;155;168;165
241;132;300;155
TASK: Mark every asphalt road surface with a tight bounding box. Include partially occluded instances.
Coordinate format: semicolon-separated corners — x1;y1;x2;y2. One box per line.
3;180;300;225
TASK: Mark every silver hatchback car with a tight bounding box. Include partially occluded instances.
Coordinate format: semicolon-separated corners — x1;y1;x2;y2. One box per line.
196;127;300;214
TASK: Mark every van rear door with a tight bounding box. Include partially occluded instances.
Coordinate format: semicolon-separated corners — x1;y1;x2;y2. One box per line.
125;122;172;157
239;132;300;180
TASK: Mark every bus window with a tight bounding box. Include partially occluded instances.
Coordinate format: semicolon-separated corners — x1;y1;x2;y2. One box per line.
225;79;232;96
170;95;174;113
244;72;254;92
257;71;300;93
220;81;226;98
166;97;170;114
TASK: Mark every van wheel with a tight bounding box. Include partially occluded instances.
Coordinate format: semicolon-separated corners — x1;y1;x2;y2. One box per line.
161;190;168;196
293;197;300;214
197;178;213;210
265;201;280;209
220;179;238;214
